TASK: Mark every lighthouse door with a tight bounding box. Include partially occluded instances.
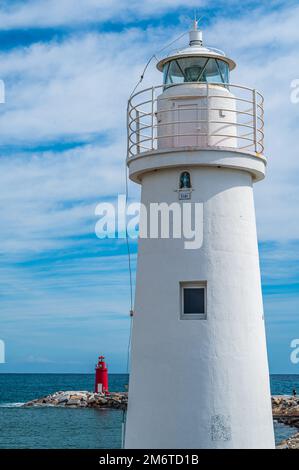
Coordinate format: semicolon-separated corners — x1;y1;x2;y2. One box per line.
174;98;208;147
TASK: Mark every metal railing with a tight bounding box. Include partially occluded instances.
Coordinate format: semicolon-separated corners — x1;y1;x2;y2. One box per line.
127;82;264;159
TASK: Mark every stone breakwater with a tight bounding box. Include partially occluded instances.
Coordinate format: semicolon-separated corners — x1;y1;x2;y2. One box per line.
272;395;299;428
23;391;128;410
276;433;299;449
272;396;299;449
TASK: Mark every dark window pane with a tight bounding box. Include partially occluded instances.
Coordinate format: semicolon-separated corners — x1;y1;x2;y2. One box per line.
216;59;229;83
204;58;223;83
180;171;191;189
166;60;185;84
184;288;205;314
163;58;229;85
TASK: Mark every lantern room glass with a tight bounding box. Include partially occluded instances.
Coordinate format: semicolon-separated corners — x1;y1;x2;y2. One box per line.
163;57;229;85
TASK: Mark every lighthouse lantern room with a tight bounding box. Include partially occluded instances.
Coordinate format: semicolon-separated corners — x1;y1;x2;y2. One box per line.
125;22;275;449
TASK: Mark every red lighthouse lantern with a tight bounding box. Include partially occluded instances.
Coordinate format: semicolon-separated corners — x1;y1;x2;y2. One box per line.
94;355;109;394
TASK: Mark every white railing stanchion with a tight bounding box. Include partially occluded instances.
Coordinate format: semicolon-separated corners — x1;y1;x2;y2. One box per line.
252;89;258;153
151;87;155;150
126;100;130;159
136;109;140;155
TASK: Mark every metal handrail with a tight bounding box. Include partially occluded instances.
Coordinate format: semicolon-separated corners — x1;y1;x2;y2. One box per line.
128;82;264;105
127;82;265;158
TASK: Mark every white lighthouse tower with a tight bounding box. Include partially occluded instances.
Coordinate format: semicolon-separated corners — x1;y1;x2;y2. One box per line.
125;22;275;449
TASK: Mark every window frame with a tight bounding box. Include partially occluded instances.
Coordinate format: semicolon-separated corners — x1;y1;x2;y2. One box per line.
180;281;207;320
163;57;229;85
179;170;192;189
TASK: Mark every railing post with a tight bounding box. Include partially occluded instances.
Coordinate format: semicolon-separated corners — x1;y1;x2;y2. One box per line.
253;89;258;153
206;82;210;147
126;101;130;159
136;109;140;155
151;87;155;150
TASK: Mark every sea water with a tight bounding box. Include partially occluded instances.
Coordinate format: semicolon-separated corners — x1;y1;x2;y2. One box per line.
0;374;298;448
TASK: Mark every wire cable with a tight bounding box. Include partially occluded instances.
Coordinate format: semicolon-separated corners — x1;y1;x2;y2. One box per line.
129;30;189;98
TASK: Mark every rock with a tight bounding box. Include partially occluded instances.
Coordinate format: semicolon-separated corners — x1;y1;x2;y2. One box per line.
276;442;289;449
23;400;35;407
57;395;69;404
96;397;108;405
66;399;81;406
277;432;299;449
272;397;282;406
69;395;83;401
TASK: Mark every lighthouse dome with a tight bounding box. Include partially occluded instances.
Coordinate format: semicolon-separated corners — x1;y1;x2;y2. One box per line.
157;23;236;85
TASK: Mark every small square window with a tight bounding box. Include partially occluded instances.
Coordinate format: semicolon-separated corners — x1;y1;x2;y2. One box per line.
180;282;207;320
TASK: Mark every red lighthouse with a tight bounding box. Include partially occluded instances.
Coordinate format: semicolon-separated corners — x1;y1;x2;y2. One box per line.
94;355;109;394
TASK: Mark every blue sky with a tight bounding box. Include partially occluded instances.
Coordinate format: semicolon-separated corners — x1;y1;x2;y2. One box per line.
0;0;298;373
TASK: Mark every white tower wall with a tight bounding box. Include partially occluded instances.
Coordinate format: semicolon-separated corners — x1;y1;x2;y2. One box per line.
125;163;275;449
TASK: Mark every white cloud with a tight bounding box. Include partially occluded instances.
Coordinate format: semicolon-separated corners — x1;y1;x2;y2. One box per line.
0;3;297;259
0;30;159;142
0;0;297;373
0;4;297;257
0;0;204;29
0;141;136;256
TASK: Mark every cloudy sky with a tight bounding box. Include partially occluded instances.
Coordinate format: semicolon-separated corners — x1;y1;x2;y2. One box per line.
0;0;298;373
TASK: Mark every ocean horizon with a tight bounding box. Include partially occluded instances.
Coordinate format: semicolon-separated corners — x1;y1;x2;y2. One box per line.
0;373;298;448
